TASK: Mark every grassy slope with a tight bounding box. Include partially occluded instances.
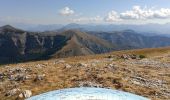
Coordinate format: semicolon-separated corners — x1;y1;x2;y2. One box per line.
53;30;114;58
0;46;170;100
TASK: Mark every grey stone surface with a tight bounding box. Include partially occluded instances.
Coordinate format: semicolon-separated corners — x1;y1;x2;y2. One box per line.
26;87;149;100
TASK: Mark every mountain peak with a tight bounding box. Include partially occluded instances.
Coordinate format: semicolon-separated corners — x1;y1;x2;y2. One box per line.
0;25;24;32
61;30;84;37
1;25;16;29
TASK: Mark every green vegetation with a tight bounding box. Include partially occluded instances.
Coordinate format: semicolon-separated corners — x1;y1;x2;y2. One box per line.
139;55;146;59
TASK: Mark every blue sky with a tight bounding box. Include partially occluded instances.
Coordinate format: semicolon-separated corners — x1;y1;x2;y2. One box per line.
1;0;170;25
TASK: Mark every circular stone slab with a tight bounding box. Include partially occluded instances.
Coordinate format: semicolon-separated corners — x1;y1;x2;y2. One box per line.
26;87;149;100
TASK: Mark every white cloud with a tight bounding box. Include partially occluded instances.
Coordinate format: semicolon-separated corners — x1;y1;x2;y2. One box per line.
120;6;170;20
91;16;103;21
59;7;74;16
154;8;170;18
71;16;103;22
105;6;170;22
59;5;170;23
105;11;121;21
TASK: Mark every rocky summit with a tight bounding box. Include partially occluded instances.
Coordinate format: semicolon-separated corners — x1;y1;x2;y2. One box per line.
0;47;169;100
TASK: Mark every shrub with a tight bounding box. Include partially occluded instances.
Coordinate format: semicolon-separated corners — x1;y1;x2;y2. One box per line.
139;55;146;59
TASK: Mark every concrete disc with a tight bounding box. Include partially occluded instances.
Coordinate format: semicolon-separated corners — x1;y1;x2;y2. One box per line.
26;87;149;100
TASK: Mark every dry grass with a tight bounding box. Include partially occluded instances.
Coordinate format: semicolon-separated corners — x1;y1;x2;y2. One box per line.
0;47;170;100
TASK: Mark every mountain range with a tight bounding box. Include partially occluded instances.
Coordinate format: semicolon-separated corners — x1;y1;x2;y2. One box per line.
10;23;170;36
0;25;170;63
0;25;114;63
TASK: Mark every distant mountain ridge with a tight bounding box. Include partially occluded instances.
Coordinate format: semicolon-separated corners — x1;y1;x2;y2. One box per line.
5;23;170;37
88;30;170;49
0;25;170;63
0;25;114;63
52;30;115;58
18;23;170;36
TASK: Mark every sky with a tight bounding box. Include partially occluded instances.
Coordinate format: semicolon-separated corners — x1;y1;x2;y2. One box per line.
1;0;170;25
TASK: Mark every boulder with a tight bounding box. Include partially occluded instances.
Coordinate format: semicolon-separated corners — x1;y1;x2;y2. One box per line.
18;90;32;98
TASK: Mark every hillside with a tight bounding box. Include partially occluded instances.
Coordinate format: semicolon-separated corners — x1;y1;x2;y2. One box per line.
0;25;170;64
88;30;170;50
53;30;114;58
0;47;169;100
0;25;114;63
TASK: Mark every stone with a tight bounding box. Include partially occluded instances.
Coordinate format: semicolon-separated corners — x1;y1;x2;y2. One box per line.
65;64;72;68
79;81;103;88
120;54;141;60
77;63;88;67
5;88;20;97
34;74;45;81
0;73;4;80
18;93;24;98
130;54;137;59
15;74;27;81
121;54;130;59
125;58;170;68
36;64;46;68
54;59;65;64
19;90;32;98
131;76;167;89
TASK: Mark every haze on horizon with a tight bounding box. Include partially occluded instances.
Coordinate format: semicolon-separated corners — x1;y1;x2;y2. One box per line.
0;0;170;25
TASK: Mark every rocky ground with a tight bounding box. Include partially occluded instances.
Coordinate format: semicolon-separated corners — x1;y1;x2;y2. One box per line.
0;47;170;100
